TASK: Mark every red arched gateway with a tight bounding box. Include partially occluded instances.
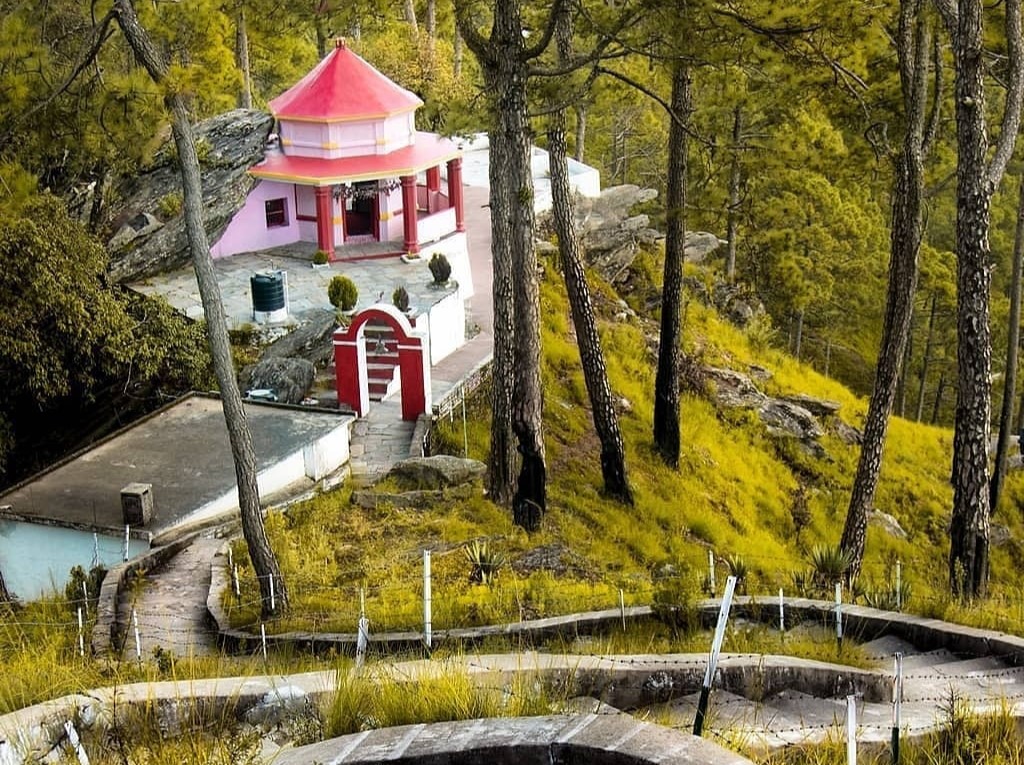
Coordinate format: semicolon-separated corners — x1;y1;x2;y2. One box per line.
333;305;431;421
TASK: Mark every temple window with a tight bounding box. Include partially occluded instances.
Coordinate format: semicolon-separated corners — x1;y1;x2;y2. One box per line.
265;198;288;228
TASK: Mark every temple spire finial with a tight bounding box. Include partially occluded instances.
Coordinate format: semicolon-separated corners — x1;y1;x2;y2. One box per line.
335;38;346;49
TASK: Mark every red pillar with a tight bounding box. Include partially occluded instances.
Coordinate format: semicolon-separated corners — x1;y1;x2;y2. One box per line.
315;186;335;258
401;174;419;254
446;157;465;233
397;338;426;421
333;329;366;415
426;166;441;192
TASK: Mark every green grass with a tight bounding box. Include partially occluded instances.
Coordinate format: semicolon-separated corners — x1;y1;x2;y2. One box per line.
223;262;1024;642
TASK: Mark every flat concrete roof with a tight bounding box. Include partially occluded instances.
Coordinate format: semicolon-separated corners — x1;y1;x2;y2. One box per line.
0;394;350;534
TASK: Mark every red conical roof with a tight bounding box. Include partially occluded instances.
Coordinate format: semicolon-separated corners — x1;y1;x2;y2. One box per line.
268;39;423;123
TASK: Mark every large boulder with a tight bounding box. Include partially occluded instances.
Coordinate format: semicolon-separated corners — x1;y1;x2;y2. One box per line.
242;357;315;404
105;109;274;283
387;455;486;490
258;308;337;369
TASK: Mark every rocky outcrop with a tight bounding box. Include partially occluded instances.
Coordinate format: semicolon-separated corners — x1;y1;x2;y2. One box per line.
685;276;766;329
105;109;274;283
242;357;315;404
703;366;857;458
257;308;337;369
868;510;907;540
387;455;486;490
539;184;723;285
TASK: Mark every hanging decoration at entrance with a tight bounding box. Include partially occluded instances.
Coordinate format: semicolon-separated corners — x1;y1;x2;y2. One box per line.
334;178;402;201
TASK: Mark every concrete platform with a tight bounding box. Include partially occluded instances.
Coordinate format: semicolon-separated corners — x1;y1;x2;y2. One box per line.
0;394;352;599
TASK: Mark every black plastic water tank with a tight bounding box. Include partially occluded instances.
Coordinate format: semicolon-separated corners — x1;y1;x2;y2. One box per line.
251;271;285;312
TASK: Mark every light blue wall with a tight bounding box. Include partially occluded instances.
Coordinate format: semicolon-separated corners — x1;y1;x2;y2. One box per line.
0;519;149;601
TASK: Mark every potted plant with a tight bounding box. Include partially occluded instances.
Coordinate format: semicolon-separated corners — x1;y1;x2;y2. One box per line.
328;275;359;314
428;253;452;286
312;250;330;269
392;285;411;314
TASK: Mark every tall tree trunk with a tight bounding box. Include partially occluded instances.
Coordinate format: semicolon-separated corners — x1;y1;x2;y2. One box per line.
652;61;690;467
453;23;463;77
484;74;516;508
548;8;633;505
87;164;107;234
426;0;436;51
932;372;946;424
948;0;996;598
404;0;418;32
574;103;587;162
235;3;252;110
990;173;1024;514
915;292;938;422
840;0;929;582
897;326;913;417
0;567;9;605
113;0;288;617
792;309;804;360
725;105;742;282
315;12;328;58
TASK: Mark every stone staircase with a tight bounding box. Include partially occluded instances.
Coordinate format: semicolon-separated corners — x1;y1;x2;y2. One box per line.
633;632;1024;751
363;319;401;402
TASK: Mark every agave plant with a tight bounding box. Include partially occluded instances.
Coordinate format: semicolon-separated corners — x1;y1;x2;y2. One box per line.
808;544;852;592
464;540;506;585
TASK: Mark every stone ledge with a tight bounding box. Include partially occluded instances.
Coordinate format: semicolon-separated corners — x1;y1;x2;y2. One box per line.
271;714;754;765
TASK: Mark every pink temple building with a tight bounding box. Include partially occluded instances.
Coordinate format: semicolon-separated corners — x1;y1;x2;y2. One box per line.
211;39;465;260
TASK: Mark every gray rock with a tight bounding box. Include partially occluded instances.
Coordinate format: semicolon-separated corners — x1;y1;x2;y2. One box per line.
705;366;768;409
108;212;163;250
779;394;841;418
868;510;907;540
105;109;274;283
759;400;824;441
259;308;337;369
991;523;1012;547
534;240;559;256
833;419;863;445
564;697;621;715
351;483;476;510
243;357;315;404
387;455;486;490
684;231;726;264
245;685;309;728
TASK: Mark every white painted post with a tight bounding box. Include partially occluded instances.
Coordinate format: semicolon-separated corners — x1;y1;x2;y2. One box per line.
232;564;240;599
891;652;903;764
123;525;130;562
779;588;785;633
77;607;85;658
461;386;469;458
132;608;142;662
895;560;902;611
423;549;432;650
356;586;368;668
64;720;90;765
356;616;369;668
846;694;857;765
269;574;276;612
692;575;737;736
708;549;716;596
91;532;99;570
82;580;89;606
227;546;233;570
619;589;626;631
260;623;267;661
835;582;844;651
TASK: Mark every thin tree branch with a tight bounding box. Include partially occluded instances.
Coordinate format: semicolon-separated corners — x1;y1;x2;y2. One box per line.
453;2;494;65
0;9;116;150
521;0;566;61
595;65;714;148
922;32;944;157
987;0;1024;187
933;0;959;39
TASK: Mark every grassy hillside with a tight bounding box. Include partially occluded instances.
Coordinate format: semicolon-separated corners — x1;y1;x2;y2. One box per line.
228;255;1024;636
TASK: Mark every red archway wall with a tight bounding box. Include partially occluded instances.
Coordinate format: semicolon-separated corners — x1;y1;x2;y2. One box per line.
332;305;431;421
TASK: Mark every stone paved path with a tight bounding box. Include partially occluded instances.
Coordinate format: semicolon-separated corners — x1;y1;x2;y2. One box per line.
347;399;416;484
120;535;223;658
